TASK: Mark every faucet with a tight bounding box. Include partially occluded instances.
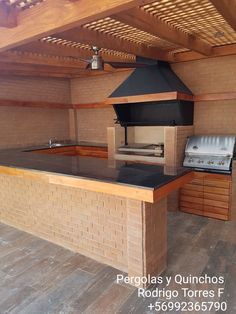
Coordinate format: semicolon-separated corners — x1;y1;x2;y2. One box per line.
48;137;57;148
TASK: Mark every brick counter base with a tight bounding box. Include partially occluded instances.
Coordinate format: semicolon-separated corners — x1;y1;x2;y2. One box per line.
0;174;167;286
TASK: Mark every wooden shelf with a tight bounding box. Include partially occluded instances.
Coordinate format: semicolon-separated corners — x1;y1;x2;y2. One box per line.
194;92;236;102
0;99;72;109
1;91;236;110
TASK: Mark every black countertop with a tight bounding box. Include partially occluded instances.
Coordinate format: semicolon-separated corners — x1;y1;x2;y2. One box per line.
0;146;189;190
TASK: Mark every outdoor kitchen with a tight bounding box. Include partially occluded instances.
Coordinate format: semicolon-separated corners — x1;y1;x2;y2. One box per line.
0;0;236;313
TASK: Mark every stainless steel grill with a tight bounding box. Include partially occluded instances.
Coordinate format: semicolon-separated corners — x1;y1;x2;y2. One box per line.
183;135;236;173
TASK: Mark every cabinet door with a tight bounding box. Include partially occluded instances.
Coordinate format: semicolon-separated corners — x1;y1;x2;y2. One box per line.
180;172;231;221
203;173;231;221
180;174;204;216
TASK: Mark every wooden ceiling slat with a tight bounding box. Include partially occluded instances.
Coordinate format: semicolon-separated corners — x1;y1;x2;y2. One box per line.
141;0;236;47
0;0;157;52
0;0;235;77
57;26;173;61
210;0;236;32
113;7;212;55
15;41;136;63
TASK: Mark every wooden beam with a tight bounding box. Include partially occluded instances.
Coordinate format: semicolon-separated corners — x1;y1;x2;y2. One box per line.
0;69;73;78
2;92;235;111
211;0;236;31
0;62;86;78
113;7;212;56
0;61;131;78
105;92;193;104
0;99;72;109
0;2;17;28
0;0;156;52
15;41;135;63
172;44;236;62
57;26;172;61
0;51;86;68
73;102;110;109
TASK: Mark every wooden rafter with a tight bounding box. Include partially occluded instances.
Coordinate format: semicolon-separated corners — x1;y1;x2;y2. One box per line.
0;2;17;28
0;0;156;52
113;7;212;56
0;62;82;78
15;41;135;63
210;0;236;31
57;26;172;61
0;60;129;78
172;44;236;63
0;51;86;68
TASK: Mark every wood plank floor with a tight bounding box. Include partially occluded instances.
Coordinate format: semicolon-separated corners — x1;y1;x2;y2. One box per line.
1;212;236;313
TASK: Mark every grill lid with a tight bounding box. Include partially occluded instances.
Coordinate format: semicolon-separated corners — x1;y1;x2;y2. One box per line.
185;135;236;157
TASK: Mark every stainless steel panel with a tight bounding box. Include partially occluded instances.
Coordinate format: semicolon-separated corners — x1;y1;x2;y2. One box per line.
185;135;235;157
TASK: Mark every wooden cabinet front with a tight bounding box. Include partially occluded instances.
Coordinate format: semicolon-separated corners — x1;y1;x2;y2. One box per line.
180;172;231;220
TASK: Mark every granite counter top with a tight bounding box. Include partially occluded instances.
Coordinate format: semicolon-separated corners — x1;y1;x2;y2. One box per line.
0;145;189;190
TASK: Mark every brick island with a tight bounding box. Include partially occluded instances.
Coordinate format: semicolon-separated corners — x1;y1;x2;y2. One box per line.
0;146;193;286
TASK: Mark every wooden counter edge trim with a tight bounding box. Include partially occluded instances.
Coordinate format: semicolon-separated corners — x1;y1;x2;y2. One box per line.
0;165;154;203
153;171;194;203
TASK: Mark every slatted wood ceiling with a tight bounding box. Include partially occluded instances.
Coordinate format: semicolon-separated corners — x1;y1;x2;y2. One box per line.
0;0;236;77
38;0;236;58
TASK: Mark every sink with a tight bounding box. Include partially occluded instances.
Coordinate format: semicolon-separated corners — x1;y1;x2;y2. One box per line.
50;143;64;147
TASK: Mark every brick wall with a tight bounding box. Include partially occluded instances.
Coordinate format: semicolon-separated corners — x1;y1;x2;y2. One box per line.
71;55;236;142
76;108;115;143
0;173;168;281
70;71;132;143
0;174;126;272
0;76;71;148
172;55;236;135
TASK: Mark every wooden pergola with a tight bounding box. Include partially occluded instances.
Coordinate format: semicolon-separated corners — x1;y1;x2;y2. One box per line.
0;0;235;77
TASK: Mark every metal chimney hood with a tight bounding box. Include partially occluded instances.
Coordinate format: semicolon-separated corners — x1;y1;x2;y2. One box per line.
108;61;194;126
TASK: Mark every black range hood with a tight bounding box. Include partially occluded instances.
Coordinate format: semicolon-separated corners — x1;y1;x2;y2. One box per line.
109;61;194;126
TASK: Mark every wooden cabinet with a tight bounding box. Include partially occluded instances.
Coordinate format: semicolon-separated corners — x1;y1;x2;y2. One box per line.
180;172;231;221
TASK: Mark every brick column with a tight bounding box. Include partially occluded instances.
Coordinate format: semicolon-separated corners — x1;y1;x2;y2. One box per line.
126;198;167;287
